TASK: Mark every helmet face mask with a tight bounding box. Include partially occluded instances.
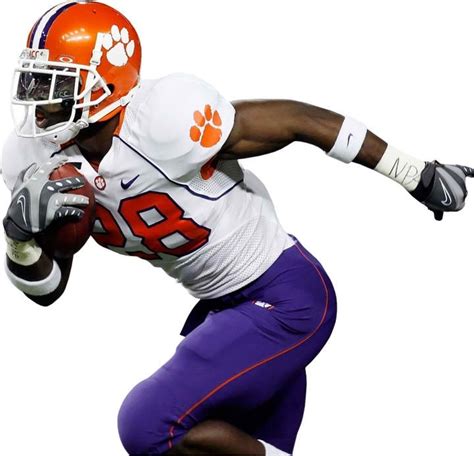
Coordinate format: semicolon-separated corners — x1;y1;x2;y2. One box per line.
12;2;141;145
16;68;76;103
12;51;111;140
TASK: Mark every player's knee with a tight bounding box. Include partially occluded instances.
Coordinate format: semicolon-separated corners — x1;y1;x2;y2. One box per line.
118;419;154;455
119;432;153;455
118;378;171;455
118;409;156;454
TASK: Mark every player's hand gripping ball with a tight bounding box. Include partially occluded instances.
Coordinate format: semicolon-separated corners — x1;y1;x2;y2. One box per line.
4;157;94;255
35;163;96;258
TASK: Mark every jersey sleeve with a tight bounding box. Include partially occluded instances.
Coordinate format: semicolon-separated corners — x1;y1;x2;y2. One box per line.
2;131;59;192
126;73;236;181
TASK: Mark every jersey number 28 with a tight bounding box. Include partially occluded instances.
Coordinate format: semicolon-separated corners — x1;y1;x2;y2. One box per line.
93;191;211;259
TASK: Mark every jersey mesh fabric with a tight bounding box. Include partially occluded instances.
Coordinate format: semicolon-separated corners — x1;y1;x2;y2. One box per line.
187;160;244;197
160;214;294;298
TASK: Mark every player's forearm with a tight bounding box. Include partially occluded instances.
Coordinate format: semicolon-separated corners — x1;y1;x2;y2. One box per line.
289;102;390;170
223;100;426;191
292;105;428;191
4;236;71;306
27;257;72;306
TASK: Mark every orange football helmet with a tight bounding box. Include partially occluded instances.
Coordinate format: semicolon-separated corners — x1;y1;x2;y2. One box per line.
12;1;141;144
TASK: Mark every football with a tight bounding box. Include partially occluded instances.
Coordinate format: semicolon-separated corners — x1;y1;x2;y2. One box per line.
36;163;96;259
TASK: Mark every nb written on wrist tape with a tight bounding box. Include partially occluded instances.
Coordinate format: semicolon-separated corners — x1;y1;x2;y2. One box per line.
327;116;368;163
375;145;426;192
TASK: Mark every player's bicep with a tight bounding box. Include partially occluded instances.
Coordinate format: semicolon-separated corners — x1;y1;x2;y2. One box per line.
220;100;301;159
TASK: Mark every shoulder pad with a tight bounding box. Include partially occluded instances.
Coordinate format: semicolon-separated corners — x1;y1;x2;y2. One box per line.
121;73;235;180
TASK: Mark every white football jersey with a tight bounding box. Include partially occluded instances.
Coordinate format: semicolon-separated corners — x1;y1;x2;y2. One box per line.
2;73;293;298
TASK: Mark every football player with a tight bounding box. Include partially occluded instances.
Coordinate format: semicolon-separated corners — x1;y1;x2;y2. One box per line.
2;2;473;455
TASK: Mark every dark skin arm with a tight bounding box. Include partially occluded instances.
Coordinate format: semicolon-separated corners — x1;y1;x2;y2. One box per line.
219;99;387;168
6;254;73;306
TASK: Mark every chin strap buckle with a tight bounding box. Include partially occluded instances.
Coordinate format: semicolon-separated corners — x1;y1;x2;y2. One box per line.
90;33;105;66
120;85;139;106
76;119;89;130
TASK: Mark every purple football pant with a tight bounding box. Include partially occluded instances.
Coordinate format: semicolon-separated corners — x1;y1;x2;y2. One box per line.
118;238;337;455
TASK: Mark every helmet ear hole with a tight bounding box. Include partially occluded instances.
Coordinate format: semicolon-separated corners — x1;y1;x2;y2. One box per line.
107;84;115;95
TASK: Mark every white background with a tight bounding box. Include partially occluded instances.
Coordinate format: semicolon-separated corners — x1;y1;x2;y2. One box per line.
1;1;473;455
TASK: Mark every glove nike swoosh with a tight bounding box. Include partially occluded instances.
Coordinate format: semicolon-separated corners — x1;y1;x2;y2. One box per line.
17;195;27;225
439;178;453;206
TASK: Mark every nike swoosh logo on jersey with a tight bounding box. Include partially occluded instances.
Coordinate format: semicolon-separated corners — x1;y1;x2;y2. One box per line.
439;178;452;206
121;175;140;190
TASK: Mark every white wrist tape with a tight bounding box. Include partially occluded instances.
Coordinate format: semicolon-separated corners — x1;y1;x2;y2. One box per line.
258;439;291;456
375;145;426;191
327;116;367;163
5;235;43;266
5;259;61;296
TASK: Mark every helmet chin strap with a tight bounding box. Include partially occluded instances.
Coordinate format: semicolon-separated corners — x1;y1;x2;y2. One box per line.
43;33;104;146
44;118;89;146
88;84;139;123
43;31;138;146
45;82;139;146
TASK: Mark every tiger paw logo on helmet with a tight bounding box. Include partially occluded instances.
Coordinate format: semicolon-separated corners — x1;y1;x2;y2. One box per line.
13;1;141;145
102;25;136;67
